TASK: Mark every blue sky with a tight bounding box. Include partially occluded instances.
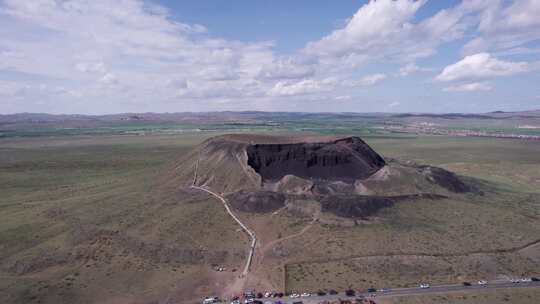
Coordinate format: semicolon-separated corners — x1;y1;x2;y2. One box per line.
0;0;539;114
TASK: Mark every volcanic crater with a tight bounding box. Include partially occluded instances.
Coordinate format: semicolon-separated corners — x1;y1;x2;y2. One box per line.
174;134;479;218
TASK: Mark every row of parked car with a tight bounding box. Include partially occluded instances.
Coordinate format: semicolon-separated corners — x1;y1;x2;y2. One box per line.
509;277;538;283
205;277;540;304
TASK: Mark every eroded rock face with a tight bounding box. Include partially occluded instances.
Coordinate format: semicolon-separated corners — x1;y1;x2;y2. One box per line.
246;137;386;182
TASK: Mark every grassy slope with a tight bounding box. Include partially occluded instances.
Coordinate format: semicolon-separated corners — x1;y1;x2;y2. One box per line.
0;134;248;303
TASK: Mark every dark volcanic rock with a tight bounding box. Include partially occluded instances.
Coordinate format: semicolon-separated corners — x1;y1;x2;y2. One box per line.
319;193;447;218
320;195;394;218
246;137;386;182
226;190;286;213
420;165;474;193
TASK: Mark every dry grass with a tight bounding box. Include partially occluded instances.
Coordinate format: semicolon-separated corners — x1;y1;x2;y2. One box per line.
377;287;540;304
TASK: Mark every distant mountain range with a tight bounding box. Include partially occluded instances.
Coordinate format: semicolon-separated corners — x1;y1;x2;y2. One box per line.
2;110;539;124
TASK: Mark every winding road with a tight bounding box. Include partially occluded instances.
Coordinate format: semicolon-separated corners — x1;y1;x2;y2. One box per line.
190;185;257;277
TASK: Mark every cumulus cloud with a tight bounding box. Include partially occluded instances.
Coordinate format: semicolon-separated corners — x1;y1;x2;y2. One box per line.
99;73;118;85
75;62;106;73
0;0;275;111
268;79;335;97
436;53;529;82
0;0;539;113
303;0;480;68
399;63;432;76
358;74;387;86
257;57;316;80
334;95;352;101
443;82;493;92
305;0;426;59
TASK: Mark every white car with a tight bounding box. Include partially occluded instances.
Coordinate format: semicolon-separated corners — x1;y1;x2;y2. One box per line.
300;292;311;297
289;293;300;298
231;301;240;304
510;278;520;283
203;297;219;304
419;283;430;289
478;280;488;285
264;292;271;298
521;278;532;282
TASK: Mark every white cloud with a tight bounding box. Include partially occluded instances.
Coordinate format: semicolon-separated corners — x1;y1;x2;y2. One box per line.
335;95;352;101
0;80;25;96
0;0;277;112
443;82;493;92
462;0;540;55
399;63;432;76
358;73;387;86
257;57;316;80
303;0;479;68
0;0;539;113
268;78;334;96
436;53;529;82
75;62;106;73
99;73;118;85
305;0;426;59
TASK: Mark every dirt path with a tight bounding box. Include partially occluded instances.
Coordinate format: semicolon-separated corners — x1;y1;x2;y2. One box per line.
262;215;318;253
188;155;258;296
289;237;540;266
250;212;320;287
191;185;257;276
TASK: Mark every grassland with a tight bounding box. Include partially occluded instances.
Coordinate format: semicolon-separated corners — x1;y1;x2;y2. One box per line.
0;133;250;303
1;123;540;303
377;287;540;304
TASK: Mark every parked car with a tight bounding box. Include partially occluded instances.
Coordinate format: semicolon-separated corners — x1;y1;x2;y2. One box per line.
377;288;390;292
462;282;472;286
345;289;356;296
300;293;310;297
510;278;520;283
419;283;430;289
203;297;219;304
231;300;240;304
316;290;327;296
289;293;300;298
521;278;532;282
478;280;488;285
367;288;377;293
531;277;539;282
328;289;338;295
